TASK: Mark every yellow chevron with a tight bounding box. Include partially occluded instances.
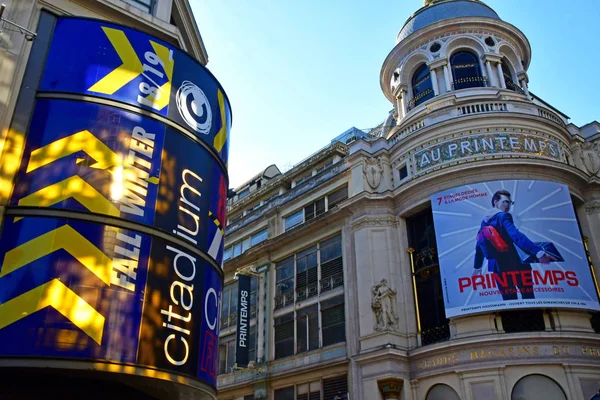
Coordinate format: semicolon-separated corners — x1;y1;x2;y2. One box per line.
213;89;228;153
15;176;119;221
88;27;143;95
0;279;104;344
26;130;119;173
141;41;174;111
1;225;113;285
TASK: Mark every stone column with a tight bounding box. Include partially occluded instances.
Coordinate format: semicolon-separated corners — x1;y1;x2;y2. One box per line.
443;64;452;91
520;79;530;96
429;68;439;95
485;60;497;87
399;87;408;117
496;62;506;89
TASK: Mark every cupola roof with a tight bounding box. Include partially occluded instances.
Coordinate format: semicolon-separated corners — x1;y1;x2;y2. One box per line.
398;0;500;42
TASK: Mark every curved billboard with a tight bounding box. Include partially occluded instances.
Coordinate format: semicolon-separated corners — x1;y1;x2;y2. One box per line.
39;17;231;166
431;180;600;317
10;99;227;266
0;15;229;391
0;215;221;385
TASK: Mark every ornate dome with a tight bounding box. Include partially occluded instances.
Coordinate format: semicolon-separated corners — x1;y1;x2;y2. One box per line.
397;0;500;42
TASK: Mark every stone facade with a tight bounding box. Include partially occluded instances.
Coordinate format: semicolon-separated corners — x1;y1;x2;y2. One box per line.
218;1;600;400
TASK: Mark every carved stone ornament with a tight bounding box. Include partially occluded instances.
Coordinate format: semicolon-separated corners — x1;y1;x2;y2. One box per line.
363;157;384;189
372;279;399;332
351;216;399;230
581;142;600;175
586;200;600;215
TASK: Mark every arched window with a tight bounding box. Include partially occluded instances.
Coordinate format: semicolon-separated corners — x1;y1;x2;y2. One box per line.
511;374;567;400
501;61;523;93
450;51;485;90
426;384;460;400
410;64;434;108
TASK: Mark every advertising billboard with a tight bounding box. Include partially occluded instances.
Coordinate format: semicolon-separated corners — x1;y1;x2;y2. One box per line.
39;17;231;166
0;215;221;386
430;180;600;317
10;99;227;266
235;274;251;368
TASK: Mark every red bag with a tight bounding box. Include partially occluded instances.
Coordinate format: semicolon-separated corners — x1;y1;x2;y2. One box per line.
477;226;508;252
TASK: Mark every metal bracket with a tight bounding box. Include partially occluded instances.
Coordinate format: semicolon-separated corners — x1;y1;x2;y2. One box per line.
0;4;37;41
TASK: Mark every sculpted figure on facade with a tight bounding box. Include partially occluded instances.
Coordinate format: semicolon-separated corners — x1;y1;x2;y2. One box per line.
580;142;600;176
363;157;383;189
372;279;399;331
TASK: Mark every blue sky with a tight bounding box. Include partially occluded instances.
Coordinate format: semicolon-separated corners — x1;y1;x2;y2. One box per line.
192;0;600;188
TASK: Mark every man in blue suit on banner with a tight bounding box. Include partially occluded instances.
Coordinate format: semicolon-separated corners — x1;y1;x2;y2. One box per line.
473;190;556;300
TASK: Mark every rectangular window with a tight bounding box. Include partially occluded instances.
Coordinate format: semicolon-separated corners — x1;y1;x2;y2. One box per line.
274;387;295;400
321;296;345;347
320;235;343;293
316;161;333;174
122;0;153;13
233;242;242;257
218;335;236;374
327;185;348;209
248;324;257;363
323;375;348;399
223;246;232;261
399;164;408;180
250;276;258;319
238;188;250;199
242;237;251;253
251;229;268;246
220;282;238;329
275;256;295;309
296;246;318;301
285;209;304;231
296;304;319;354
274;314;294;359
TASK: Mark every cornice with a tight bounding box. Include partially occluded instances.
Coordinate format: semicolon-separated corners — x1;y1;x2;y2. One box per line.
351;215;399;230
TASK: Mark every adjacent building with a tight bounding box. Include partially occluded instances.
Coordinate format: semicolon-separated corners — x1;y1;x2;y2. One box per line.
218;1;600;399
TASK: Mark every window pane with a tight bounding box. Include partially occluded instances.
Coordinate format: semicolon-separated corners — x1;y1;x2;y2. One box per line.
276;257;295;281
274;387;295;400
320;235;342;264
227;340;235;371
315;197;326;216
251;229;268;246
328;185;348;209
242;237;251;252
275;317;294;359
230;283;238;314
238;188;250;199
411;64;434;107
323;375;348;400
285;209;304;230
223;247;232;261
221;287;230;318
322;303;345;346
249;325;256;362
308;311;319;351
218;344;227;374
233;242;242;257
297;315;307;353
451;51;485;89
305;204;315;222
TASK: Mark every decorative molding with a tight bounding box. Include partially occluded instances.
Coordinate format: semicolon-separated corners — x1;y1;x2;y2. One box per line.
585;200;600;215
363;157;384;190
378;378;404;399
351;216;399;230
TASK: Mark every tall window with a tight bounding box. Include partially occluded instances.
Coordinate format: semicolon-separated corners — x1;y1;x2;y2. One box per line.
407;208;449;345
274;375;348;400
275;234;343;309
451;51;485;90
501;61;523;93
221;282;238;329
411;64;434;108
218;329;258;374
284;185;348;232
274;295;345;360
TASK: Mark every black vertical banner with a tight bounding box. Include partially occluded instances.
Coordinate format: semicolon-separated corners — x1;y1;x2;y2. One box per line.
235;274;251;368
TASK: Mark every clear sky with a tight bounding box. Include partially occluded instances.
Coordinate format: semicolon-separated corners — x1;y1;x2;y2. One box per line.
192;0;600;189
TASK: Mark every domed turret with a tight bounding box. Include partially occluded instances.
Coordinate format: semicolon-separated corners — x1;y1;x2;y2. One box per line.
380;0;532;129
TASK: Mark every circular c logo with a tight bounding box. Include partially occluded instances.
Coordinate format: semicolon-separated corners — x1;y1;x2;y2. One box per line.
176;81;212;135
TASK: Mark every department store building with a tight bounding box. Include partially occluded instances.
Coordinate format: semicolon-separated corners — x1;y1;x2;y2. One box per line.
217;1;600;399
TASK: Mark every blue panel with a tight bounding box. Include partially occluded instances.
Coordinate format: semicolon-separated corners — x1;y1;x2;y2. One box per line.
40;17;231;165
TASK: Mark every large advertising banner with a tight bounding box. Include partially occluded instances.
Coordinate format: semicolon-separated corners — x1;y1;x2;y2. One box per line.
0;215;222;386
10;99;227;266
431;180;600;317
39;17;231;166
